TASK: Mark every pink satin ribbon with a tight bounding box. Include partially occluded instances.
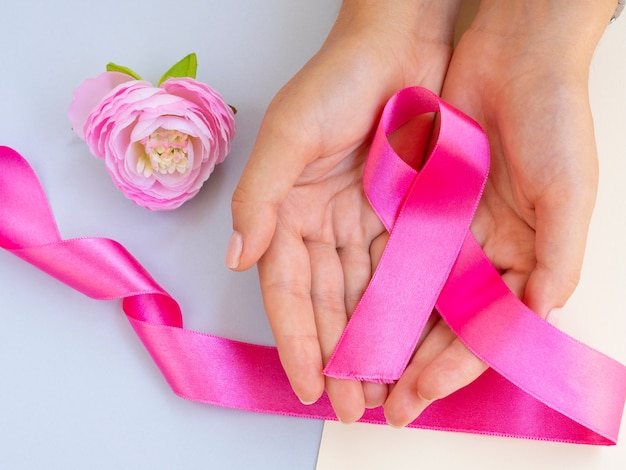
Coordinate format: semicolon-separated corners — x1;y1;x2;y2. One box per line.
1;86;625;445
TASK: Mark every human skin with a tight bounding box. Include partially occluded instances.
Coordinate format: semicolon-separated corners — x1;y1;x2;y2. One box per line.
227;0;460;423
227;0;616;426
383;0;617;427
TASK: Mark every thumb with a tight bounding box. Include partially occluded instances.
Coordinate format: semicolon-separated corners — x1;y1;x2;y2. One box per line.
226;115;313;271
523;181;596;323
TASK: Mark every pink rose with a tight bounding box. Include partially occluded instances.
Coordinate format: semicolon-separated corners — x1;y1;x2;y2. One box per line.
69;71;236;210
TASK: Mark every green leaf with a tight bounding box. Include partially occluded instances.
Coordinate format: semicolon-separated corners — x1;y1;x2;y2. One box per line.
158;53;198;86
106;62;142;80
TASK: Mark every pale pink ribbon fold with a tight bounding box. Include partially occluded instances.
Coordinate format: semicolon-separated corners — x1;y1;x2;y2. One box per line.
1;86;625;445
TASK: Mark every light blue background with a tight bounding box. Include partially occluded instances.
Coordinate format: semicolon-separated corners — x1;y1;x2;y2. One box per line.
0;1;339;468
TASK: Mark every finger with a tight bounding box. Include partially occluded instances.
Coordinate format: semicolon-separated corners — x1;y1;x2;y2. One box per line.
383;318;456;427
335;185;385;315
512;88;598;318
338;240;389;409
364;231;393;406
227;101;317;272
409;263;521;407
416;337;487;402
524;179;596;318
337;243;372;317
308;240;365;422
362;382;389;409
369;231;389;272
257;222;324;404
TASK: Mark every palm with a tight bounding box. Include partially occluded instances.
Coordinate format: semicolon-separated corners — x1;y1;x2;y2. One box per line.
384;27;599;426
445;28;597;309
247;31;454;421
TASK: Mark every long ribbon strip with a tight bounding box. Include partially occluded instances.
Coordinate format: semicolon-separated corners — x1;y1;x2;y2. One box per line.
1;87;625;445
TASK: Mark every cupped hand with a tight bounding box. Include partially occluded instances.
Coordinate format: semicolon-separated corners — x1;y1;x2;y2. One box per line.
384;0;615;427
227;0;460;423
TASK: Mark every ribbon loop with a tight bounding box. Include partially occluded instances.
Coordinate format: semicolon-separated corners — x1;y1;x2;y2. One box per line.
324;87;490;383
1;86;625;445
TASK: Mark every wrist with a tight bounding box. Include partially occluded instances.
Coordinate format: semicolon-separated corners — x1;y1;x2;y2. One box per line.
469;0;615;74
334;0;462;46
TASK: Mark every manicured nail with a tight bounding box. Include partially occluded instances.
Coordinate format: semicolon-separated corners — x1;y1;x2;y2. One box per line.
546;307;562;326
299;397;316;406
225;231;243;270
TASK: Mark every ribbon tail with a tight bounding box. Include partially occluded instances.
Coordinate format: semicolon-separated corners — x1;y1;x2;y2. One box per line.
436;234;626;445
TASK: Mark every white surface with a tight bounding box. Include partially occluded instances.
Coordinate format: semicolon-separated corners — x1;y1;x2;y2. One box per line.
317;8;626;470
0;1;339;468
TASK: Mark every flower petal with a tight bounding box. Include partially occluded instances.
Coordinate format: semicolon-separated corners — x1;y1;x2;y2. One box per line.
68;72;136;140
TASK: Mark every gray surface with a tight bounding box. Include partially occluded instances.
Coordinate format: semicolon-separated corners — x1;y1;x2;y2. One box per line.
0;1;337;468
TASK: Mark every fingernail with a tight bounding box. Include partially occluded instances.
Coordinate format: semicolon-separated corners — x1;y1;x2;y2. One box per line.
225;231;243;270
546;307;562;326
417;391;435;403
385;420;404;429
299;397;317;406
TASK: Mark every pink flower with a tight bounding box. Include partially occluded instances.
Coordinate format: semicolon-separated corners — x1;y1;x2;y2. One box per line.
69;72;236;210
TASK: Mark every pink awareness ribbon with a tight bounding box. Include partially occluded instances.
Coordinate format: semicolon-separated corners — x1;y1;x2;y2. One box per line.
1;86;625;445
